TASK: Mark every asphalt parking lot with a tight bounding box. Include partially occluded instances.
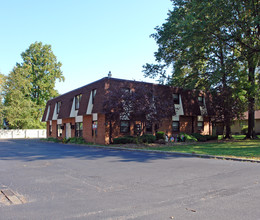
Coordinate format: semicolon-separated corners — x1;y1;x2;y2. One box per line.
0;139;260;220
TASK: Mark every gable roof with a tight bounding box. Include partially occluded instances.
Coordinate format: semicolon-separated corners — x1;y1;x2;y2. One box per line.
42;77;215;122
242;110;260;120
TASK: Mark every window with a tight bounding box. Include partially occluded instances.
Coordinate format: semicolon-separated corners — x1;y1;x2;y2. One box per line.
121;88;130;93
92;89;97;104
57;124;62;137
92;121;98;136
75;94;82;110
120;120;130;133
198;96;204;106
173;93;180;104
146;122;153;133
75;122;83;137
49;125;52;136
56;101;61;114
134;123;141;135
197;121;204;131
239;121;247;127
172;121;180;132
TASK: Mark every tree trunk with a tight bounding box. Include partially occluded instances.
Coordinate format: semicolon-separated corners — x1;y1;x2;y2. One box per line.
109;119;112;144
225;123;232;139
246;52;256;139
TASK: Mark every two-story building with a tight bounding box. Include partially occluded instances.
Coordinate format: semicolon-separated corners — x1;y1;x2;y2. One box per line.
42;76;214;144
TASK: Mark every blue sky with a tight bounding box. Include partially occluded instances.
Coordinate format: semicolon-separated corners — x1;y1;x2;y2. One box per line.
0;0;172;94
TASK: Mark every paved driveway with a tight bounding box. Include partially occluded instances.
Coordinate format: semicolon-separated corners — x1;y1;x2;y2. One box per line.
0;139;259;220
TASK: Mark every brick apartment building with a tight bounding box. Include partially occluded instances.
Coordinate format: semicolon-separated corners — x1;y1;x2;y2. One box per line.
42;76;214;144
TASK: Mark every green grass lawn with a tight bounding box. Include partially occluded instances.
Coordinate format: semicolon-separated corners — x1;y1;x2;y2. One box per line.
140;135;260;160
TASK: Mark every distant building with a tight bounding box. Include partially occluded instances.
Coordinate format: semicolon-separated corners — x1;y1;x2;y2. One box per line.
42;77;215;144
231;110;260;135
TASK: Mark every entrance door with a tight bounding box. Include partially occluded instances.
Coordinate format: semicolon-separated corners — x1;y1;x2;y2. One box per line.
66;123;71;139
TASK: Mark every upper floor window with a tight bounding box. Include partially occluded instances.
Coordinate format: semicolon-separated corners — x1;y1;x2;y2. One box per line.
121;88;130;93
198;96;204;105
75;94;82;110
92;89;97;104
56;101;61;114
173;93;180;104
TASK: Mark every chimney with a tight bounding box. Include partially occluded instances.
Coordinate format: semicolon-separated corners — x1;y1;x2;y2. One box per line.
108;71;112;78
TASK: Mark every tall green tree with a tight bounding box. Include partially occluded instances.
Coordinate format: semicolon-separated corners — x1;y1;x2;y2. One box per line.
3;42;64;129
0;73;6;128
143;0;259;138
21;41;64;106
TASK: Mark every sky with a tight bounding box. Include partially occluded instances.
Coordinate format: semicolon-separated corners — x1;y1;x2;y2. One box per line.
0;0;172;95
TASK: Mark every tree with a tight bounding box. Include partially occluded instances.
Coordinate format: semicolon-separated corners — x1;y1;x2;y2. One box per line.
3;42;64;129
143;0;258;138
20;41;64;106
0;73;6;128
103;83;175;143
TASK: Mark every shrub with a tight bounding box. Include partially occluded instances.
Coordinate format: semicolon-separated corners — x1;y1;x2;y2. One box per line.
66;137;86;144
191;133;218;142
156;139;166;144
113;137;132;144
62;137;71;143
113;134;156;144
191;133;207;142
139;134;156;143
156;131;165;140
241;126;248;135
43;137;61;143
204;135;218;141
179;133;197;142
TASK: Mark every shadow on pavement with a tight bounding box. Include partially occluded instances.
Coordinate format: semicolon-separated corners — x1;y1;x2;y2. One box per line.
0;139;192;163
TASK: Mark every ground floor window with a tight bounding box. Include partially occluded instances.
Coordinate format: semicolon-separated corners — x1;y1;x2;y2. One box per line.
197;121;204;131
75;122;83;137
49;125;52;136
57;124;62;137
146;122;153;133
92;121;98;137
120;120;130;133
134;123;141;135
172;121;180;132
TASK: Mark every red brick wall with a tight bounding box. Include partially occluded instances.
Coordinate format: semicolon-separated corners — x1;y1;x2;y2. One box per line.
83;114;107;145
52;120;57;138
180;116;193;134
48;115;212;143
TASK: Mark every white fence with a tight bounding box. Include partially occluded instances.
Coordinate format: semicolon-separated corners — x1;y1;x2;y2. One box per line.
0;129;47;139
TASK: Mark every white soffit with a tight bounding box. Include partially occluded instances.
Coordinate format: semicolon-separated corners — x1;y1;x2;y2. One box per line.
93;113;98;121
198;116;203;121
172;115;179;121
75;115;83;123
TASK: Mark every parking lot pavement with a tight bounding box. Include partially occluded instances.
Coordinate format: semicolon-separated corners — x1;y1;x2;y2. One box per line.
0;139;260;220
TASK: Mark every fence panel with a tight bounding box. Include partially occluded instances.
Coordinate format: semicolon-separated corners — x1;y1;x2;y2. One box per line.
0;129;47;139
